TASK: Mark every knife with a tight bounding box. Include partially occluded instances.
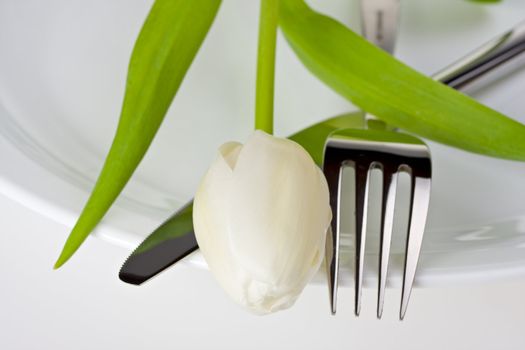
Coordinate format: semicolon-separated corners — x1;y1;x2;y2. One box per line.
119;201;196;285
119;19;525;285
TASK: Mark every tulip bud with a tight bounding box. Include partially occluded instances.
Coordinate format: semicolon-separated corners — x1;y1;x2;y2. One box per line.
193;131;332;314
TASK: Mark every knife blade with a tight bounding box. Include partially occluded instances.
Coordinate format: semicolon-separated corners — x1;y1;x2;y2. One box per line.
119;201;197;285
119;19;525;285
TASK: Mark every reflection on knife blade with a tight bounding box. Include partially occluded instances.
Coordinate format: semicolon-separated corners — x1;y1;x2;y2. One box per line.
119;201;197;285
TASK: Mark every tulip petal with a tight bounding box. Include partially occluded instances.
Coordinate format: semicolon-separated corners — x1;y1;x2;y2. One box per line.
228;131;331;306
193;142;244;303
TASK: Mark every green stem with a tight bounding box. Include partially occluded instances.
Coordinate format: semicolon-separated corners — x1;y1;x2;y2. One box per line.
255;0;279;134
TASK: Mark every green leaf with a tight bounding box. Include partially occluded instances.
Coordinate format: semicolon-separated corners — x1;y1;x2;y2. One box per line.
54;0;221;268
468;0;502;3
289;112;364;165
279;0;525;161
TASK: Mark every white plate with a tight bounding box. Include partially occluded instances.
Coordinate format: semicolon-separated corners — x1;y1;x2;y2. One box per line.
1;0;525;287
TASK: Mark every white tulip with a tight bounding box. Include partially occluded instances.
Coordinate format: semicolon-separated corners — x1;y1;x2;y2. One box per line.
193;130;332;314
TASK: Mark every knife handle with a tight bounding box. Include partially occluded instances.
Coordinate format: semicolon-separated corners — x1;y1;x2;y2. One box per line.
433;19;525;90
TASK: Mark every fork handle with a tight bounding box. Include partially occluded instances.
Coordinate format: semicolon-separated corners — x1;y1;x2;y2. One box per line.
360;0;400;54
360;0;400;128
433;20;525;90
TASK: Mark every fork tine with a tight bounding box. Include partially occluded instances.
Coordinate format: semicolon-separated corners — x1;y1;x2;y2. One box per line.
377;166;398;319
354;161;371;316
324;226;338;315
323;158;343;315
400;168;431;320
324;130;431;318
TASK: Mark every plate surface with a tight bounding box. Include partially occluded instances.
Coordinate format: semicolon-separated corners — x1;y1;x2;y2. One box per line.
1;0;525;286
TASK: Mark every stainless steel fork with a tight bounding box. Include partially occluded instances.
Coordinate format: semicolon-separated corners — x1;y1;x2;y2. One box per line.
324;0;525;320
323;0;429;320
323;128;431;320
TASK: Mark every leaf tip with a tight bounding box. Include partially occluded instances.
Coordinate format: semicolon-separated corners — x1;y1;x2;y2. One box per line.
54;237;79;269
53;253;68;269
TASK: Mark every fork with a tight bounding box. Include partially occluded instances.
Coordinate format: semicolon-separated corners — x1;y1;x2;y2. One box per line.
323;0;431;320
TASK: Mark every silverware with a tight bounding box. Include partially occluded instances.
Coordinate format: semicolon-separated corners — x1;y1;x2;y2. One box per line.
323;1;525;321
324;0;427;320
360;0;400;55
119;16;525;288
119;202;197;285
433;19;525;90
323;128;431;319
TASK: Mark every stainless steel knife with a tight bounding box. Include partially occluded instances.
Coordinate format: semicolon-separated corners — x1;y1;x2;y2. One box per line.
119;19;525;285
119;201;196;285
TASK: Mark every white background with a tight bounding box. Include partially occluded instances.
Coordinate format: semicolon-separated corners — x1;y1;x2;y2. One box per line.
2;193;525;350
